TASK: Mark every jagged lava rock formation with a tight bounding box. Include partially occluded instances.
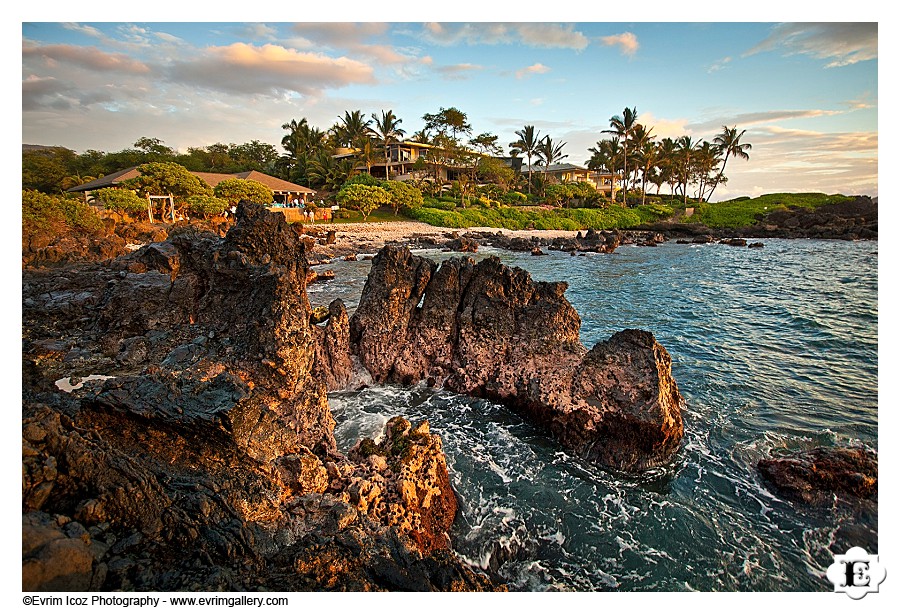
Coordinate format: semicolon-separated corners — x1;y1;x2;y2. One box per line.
338;245;685;471
22;203;495;591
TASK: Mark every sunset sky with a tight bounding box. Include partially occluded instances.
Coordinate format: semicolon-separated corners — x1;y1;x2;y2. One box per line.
20;14;879;200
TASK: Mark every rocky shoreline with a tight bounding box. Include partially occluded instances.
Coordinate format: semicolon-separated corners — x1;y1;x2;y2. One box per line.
21;201;876;591
22;203;687;591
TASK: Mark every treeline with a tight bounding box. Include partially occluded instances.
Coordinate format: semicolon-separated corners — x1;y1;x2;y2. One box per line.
22;138;280;195
24;105;751;208
587;107;751;206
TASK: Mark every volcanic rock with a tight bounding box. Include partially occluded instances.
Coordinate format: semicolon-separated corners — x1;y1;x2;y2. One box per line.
348;245;685;471
22;202;498;591
758;446;877;505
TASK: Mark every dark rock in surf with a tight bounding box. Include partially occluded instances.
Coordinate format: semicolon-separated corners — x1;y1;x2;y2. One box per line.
758;446;877;505
348;245;685;471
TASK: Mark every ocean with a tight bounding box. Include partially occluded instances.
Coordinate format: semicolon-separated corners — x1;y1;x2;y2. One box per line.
309;238;878;591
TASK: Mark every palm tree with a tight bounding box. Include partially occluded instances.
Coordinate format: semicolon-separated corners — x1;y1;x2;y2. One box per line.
410;129;431;144
603;107;638;204
586;138;623;200
656;137;679;199
509;125;541;194
535;136;568;196
633;139;659;206
694;141;720;202
335;110;372;148
370;110;405;180
674;136;699;205
355;139;380;176
707;126;751;202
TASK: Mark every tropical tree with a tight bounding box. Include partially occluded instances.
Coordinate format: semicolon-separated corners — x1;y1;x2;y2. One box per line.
535;136;568;195
693;141;721;202
280;118;328;184
603;107;638;204
354;139;380;176
509;125;541;194
673;136;699;205
336;184;391;221
469;132;503;156
122;162;212;202
381;180;424;214
307;151;356;190
422;107;472;141
706;126;752;202
370;110;405;180
95;187;146;216
213;178;274;206
410;129;432;144
133;137;176;161
334;110;372;148
627;123;655;194
633;139;659;206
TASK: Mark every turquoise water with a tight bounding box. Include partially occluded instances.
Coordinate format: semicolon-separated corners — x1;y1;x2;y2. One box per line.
316;239;878;591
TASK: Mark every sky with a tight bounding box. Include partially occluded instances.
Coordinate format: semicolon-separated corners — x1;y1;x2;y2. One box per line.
19;12;880;201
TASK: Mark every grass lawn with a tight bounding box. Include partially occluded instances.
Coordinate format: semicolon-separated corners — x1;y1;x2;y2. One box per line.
324;207;414;224
692;193;852;228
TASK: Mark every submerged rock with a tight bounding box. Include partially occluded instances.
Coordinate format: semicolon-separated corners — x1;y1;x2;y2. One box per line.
347;245;685;471
758;446;877;505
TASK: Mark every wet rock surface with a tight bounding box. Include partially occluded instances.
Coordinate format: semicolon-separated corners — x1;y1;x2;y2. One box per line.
758;446;878;505
22;202;498;591
348;245;685;471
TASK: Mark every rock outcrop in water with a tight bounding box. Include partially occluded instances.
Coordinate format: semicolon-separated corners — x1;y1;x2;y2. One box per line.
758;447;877;505
342;245;685;471
22;203;497;591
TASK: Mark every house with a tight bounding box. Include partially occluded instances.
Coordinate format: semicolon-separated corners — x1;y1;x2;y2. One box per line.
524;163;621;196
67;167;315;204
335;140;500;183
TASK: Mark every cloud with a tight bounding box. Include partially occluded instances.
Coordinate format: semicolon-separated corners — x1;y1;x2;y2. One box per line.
234;23;278;41
166;43;375;96
288;22;424;69
745;23;877;67
635;112;690;140
600;32;639;57
61;23;104;39
707;56;732;73
435;63;484;80
155;32;184;44
22;43;150;74
516;63;551;79
419;23;589;50
687;109;843;134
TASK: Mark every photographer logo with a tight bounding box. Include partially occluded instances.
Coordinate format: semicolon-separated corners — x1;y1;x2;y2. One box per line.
826;547;886;599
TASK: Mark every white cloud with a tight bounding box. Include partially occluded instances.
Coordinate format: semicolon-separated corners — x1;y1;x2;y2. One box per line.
435;63;484;80
166;43;376;96
600;32;639;57
745;23;877;68
707;56;732;73
516;63;551;79
419;23;589;50
22;43;150;74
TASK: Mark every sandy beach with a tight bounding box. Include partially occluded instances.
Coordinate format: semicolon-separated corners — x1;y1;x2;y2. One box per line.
307;221;583;258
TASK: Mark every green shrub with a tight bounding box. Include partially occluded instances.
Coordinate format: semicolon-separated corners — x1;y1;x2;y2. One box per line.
96;187;146;216
186;195;229;218
381;180;424;214
213;178;273;206
501;191;528;205
336;184;391;221
22;189;104;235
343;173;380;187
